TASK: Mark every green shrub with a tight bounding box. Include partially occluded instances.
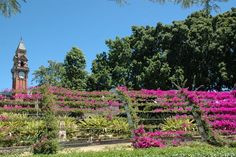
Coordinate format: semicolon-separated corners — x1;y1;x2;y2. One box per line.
0;135;19;147
58;116;78;139
68;110;84;118
0;112;80;147
0;113;44;147
78;115;129;138
33;85;59;154
110;117;130;137
33;138;58;154
159;116;197;133
78;115;110;137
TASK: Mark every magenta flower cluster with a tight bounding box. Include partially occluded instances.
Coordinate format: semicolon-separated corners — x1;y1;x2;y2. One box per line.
0;87;122;116
0;86;235;136
13;93;41;100
132;126;188;148
126;88;236;135
0;95;5;100
184;90;236;135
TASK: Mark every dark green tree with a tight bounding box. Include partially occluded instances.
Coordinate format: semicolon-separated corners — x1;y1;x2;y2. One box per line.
129;26;159;89
63;47;87;90
32;60;65;87
161;11;215;89
90;8;236;90
169;66;187;88
106;37;132;87
212;8;236;89
0;0;26;17
87;52;112;91
163;9;235;90
142;53;172;89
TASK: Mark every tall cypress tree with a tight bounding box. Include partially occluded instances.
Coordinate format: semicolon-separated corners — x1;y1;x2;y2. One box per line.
63;47;87;90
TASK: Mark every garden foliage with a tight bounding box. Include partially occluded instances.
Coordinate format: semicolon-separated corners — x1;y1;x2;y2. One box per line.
33;85;59;154
0;87;235;148
78;115;130;138
159;116;197;132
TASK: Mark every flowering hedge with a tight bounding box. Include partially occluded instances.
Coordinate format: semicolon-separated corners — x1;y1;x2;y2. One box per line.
117;88;234;148
0;87;122;117
132;125;191;148
121;89;236;136
0;87;236;141
184;90;236;135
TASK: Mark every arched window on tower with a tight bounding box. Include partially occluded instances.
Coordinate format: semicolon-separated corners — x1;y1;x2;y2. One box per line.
20;61;25;67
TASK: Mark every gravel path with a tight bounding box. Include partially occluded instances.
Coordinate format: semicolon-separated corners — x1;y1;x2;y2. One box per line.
63;143;132;152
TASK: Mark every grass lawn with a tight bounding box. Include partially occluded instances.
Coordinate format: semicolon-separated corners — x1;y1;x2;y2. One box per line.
3;142;236;157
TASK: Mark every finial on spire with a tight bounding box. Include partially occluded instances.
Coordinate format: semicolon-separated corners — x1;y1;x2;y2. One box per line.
17;37;26;50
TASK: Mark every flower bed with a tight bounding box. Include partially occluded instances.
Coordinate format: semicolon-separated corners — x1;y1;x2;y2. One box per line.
132;126;191;148
124;89;236;136
0;87;235;148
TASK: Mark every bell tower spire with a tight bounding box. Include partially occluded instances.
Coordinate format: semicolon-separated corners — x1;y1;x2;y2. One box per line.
11;39;29;93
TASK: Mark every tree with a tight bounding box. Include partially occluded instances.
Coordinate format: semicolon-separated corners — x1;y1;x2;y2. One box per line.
90;8;236;90
106;37;132;87
63;47;87;90
142;53;172;89
129;26;159;89
87;52;112;91
211;8;236;89
32;60;65;87
32;48;89;90
114;0;229;14
0;0;26;17
160;9;236;90
0;0;229;18
153;0;228;13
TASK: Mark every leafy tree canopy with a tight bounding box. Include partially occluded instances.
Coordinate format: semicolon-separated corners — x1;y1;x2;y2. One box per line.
91;8;236;90
0;0;26;17
32;60;65;87
114;0;229;14
63;47;88;90
33;8;236;91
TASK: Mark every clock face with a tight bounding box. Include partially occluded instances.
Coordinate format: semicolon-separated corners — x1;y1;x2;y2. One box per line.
19;71;25;79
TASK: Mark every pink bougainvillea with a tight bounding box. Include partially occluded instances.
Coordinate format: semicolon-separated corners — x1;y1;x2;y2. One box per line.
132;126;189;148
0;87;235;136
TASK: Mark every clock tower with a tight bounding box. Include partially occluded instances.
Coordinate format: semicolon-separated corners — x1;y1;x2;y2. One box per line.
11;39;29;92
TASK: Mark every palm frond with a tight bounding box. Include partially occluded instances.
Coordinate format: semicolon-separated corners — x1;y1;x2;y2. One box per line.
0;0;26;17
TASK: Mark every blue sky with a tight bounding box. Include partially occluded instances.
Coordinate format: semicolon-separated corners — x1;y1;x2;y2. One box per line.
0;0;235;90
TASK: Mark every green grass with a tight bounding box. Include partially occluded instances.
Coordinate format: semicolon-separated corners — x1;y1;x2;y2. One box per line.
2;142;236;157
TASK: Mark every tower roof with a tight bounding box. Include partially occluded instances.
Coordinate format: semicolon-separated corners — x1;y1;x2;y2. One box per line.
17;39;26;50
